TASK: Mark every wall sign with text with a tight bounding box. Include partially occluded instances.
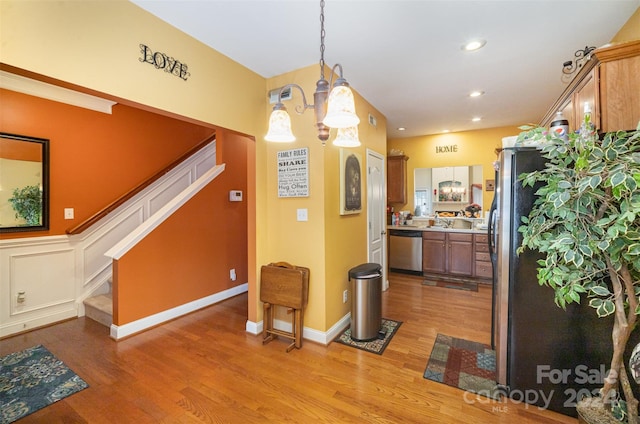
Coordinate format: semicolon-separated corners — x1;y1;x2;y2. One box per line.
139;44;191;81
278;148;309;198
435;144;458;153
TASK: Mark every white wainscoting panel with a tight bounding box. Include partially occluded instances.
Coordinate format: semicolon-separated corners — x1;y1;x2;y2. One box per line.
148;172;192;216
9;248;76;316
0;237;77;337
195;152;217;179
82;206;145;283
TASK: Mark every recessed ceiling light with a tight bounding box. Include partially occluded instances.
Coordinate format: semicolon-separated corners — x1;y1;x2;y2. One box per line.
462;39;486;51
397;127;406;131
469;91;485;98
472;117;482;122
442;129;450;133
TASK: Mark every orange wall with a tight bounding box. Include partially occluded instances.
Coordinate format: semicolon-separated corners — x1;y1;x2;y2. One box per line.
0;89;214;238
114;130;250;325
0;137;42;161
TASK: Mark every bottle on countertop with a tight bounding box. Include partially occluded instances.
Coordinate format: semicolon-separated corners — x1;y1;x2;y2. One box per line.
550;111;569;141
577;102;596;139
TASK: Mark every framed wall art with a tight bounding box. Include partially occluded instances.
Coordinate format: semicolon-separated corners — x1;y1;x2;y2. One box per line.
277;147;309;198
339;149;362;215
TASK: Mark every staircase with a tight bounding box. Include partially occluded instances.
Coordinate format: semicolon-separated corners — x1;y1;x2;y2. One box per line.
84;278;113;327
78;140;218;331
84;292;113;327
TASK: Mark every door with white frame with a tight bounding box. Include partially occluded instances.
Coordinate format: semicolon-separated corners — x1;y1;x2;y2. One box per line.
367;149;388;290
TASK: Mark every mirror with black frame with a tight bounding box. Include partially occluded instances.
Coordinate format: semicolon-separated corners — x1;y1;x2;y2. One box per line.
0;132;50;233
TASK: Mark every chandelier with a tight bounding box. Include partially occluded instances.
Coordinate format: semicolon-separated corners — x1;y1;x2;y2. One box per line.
265;0;360;147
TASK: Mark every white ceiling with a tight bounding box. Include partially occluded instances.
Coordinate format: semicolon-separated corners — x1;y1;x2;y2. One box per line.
131;0;639;139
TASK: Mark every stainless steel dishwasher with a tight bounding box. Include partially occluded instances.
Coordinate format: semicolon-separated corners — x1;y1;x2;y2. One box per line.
389;229;423;272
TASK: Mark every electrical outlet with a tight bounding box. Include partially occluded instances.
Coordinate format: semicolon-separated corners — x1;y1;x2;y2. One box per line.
343;289;348;304
230;268;237;281
64;208;74;219
17;291;26;304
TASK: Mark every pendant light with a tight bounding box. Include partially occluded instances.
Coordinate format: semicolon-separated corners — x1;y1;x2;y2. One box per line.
333;126;361;147
265;0;360;146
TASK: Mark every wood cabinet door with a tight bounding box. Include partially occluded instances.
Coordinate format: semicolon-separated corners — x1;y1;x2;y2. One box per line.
572;67;598;130
387;155;408;204
447;233;473;276
558;98;574;133
599;55;640;132
423;233;446;274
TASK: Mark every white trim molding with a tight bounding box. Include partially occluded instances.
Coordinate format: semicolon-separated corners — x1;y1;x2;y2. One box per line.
245;312;350;346
105;164;225;260
0;70;117;114
111;283;248;340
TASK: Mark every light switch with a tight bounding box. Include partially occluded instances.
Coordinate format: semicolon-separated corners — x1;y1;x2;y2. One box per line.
297;208;308;222
64;208;74;219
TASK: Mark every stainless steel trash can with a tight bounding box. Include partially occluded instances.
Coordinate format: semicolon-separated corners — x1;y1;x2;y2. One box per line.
349;263;382;341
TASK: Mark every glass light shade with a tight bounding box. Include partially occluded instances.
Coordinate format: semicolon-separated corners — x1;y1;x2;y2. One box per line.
333;126;361;148
265;108;295;142
323;85;360;128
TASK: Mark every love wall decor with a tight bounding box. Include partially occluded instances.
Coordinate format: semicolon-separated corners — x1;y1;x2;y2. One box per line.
139;44;191;81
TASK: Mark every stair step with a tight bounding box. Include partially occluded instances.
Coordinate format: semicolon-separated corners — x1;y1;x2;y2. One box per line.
84;293;113;328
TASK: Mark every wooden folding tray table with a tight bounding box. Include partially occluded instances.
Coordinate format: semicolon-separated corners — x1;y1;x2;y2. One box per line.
260;262;309;352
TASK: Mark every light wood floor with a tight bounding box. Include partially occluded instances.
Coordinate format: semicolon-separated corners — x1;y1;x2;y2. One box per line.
1;272;577;423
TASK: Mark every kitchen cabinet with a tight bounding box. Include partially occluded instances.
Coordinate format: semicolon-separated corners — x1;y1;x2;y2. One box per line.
598;41;640;132
422;231;473;277
541;40;640;133
474;234;492;280
387;155;408;204
422;232;446;274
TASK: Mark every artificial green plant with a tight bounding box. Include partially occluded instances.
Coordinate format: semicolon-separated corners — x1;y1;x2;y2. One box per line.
517;114;640;423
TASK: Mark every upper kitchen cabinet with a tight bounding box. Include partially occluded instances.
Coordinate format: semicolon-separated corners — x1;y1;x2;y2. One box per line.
387;154;409;204
541;40;640;133
597;41;640;131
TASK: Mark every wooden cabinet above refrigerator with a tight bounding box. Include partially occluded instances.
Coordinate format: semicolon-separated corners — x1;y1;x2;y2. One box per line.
541;39;640;133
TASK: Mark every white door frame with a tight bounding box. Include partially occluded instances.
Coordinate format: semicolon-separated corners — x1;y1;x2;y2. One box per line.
366;149;388;290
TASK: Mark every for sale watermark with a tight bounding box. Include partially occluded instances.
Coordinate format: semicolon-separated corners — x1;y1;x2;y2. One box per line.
462;364;612;411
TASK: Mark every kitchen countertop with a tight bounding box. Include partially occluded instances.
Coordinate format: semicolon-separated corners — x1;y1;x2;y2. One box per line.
387;224;488;234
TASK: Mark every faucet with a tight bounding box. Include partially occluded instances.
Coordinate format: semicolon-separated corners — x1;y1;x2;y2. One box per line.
436;217;451;228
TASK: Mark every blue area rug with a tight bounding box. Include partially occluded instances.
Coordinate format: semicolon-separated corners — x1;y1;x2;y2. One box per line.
0;345;88;423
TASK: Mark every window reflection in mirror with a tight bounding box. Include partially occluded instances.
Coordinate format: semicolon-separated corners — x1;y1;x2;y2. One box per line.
0;133;49;232
413;165;483;217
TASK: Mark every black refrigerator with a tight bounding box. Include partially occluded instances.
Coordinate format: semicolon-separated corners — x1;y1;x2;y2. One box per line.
488;147;616;417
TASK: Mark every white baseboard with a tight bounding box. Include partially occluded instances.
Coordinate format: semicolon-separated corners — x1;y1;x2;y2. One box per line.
245;319;263;335
0;308;77;339
245;312;351;346
110;283;248;340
